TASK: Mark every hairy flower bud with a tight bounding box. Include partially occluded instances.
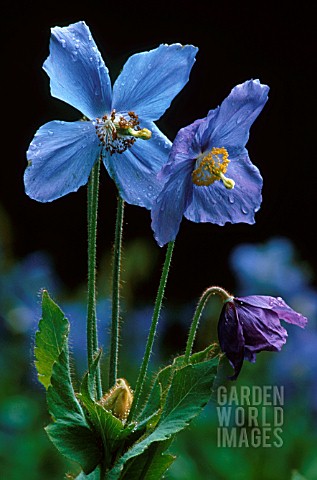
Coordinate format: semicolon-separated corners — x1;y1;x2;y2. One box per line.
98;378;133;421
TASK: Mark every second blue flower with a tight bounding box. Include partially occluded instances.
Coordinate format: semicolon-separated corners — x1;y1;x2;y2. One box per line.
151;80;269;246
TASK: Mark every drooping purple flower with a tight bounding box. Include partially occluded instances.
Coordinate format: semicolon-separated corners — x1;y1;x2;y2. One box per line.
24;21;198;207
218;295;307;380
151;80;269;246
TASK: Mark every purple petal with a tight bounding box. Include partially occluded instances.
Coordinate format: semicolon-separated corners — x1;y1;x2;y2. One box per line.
150;117;204;246
25;120;101;202
235;300;288;352
218;302;245;380
43;21;112;119
112;44;198;121
237;295;308;328
184;152;263;225
196;79;269;156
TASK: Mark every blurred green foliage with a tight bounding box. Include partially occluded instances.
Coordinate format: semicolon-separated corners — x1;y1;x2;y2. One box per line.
1;207;317;479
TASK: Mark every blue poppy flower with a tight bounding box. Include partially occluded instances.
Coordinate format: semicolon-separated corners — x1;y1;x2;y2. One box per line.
151;80;269;246
24;21;198;206
218;295;307;380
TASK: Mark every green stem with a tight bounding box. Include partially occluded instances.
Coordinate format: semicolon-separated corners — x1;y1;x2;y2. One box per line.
86;159;102;399
109;195;125;388
184;286;232;364
128;241;175;421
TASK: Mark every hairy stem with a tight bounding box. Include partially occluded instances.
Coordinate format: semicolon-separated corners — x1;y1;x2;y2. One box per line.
86;159;102;399
184;285;232;363
128;241;175;421
109;195;125;388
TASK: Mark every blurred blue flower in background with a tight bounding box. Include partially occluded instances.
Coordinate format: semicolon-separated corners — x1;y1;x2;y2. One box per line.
230;237;313;298
0;251;60;335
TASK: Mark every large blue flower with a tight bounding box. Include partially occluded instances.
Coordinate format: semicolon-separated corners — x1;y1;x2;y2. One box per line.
24;21;198;206
151;80;269;246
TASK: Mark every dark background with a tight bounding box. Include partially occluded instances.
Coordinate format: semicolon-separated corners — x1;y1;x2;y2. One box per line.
1;1;316;303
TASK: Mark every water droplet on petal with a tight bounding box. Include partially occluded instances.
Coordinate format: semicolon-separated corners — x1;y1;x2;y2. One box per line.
241;206;248;214
61;38;66;48
48;130;54;136
29;144;37;150
228;195;234;204
71;51;78;62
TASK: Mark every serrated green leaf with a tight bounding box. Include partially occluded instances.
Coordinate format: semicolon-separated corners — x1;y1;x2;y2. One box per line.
47;352;101;473
75;467;101;479
46;421;102;475
159;357;218;434
137;344;218;424
34;290;69;389
120;439;175;480
37;292;101;473
79;383;129;469
108;357;219;479
188;343;218;364
47;345;85;422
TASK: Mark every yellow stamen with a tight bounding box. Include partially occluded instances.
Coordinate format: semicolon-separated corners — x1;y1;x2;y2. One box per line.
220;173;235;189
192;147;235;189
128;127;152;140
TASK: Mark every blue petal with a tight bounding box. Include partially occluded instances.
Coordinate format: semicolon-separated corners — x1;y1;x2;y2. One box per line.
196;80;269;156
112;44;198;121
103;121;171;209
43;21;112;119
151;159;194;247
150;118;202;246
25;120;101;202
184;152;263;225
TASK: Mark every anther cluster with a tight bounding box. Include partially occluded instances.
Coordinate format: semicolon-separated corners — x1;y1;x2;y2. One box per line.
95;110;141;155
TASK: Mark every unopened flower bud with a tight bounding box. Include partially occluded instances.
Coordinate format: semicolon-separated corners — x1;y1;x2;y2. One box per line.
98;378;133;421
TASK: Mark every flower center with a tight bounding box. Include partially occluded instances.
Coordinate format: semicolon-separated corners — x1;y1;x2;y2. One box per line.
192;147;235;189
94;109;151;155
